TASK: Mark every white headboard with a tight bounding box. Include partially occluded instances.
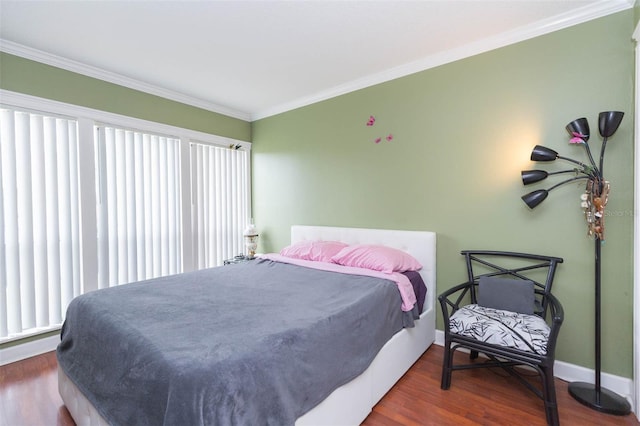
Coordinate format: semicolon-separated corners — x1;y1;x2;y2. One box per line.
291;225;437;312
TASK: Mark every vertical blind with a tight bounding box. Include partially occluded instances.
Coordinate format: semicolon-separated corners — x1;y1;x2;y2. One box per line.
95;126;183;288
0;103;250;343
191;143;250;268
0;108;82;339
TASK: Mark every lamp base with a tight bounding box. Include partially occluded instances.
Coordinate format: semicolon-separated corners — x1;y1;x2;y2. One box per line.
568;382;631;415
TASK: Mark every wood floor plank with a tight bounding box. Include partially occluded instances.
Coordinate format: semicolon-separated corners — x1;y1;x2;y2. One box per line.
363;348;639;426
1;345;638;425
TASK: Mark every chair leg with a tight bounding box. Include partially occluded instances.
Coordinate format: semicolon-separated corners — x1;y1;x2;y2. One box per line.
469;350;479;360
441;339;453;390
541;366;559;426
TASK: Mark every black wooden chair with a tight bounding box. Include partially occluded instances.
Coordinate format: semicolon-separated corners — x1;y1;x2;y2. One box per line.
439;250;564;425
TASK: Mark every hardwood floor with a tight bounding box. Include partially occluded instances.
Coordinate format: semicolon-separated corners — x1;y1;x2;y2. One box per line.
1;345;638;426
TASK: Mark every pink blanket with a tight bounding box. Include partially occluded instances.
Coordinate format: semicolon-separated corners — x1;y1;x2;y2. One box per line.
260;253;417;311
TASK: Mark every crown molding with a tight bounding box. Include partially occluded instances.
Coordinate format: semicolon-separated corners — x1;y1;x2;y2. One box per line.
0;39;252;122
0;0;633;123
252;0;634;121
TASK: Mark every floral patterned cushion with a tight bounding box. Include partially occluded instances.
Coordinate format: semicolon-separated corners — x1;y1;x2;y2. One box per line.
449;304;550;355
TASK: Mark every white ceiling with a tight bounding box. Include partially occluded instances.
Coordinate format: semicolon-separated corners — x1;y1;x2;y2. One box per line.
0;0;634;121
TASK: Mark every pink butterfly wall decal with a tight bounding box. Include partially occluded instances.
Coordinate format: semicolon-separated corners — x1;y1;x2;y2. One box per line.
365;115;395;144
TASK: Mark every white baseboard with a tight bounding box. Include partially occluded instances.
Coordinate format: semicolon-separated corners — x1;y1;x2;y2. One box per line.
0;334;59;366
434;330;635;413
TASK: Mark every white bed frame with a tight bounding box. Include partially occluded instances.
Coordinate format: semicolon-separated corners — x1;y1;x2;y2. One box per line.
292;226;436;425
58;225;436;426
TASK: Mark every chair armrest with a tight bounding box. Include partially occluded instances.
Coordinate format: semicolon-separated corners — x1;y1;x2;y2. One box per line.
543;291;564;324
438;281;475;326
541;291;564;356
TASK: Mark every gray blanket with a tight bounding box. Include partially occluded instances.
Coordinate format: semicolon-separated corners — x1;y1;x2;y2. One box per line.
57;259;415;425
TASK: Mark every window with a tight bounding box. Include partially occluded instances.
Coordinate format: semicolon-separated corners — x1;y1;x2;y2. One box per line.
95;125;183;288
0;93;251;343
191;142;250;268
0;108;82;339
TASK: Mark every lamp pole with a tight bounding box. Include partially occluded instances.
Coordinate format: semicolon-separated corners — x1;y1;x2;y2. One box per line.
595;237;602;399
567;236;630;414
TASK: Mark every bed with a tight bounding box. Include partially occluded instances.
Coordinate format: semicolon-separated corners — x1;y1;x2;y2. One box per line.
57;225;436;425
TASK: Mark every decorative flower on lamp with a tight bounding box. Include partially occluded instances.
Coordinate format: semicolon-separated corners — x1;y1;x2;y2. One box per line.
521;111;624;241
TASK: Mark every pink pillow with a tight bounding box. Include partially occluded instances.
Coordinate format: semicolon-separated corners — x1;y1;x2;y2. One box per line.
330;244;422;273
280;240;349;263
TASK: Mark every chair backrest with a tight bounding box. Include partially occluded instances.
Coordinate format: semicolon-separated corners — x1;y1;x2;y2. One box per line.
462;250;563;317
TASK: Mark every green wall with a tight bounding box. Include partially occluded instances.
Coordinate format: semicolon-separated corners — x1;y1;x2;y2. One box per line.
0;52;251;141
252;11;636;378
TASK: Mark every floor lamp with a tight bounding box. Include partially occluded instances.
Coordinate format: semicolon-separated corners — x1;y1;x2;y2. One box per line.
520;111;631;415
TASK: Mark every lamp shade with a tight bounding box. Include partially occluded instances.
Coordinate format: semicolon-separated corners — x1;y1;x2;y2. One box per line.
521;170;549;185
565;117;590;141
522;189;548;209
598;111;624;138
530;145;558;162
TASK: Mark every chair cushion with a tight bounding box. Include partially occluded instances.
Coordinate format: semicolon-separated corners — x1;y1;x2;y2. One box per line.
449;304;550;355
477;277;535;314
